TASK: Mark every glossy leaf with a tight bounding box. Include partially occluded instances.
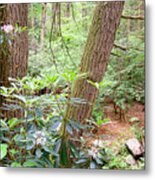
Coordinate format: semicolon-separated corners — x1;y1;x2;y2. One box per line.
0;144;8;160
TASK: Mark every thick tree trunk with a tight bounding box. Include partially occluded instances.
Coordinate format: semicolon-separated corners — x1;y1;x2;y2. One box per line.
40;3;47;48
0;4;28;118
65;1;124;124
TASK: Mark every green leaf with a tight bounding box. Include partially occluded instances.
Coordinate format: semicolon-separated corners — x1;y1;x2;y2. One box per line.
90;161;96;169
87;80;99;89
21;26;27;32
51;121;61;131
0;119;8;129
70;119;84;131
8;118;23;129
13;134;25;142
11;162;22;167
23;160;38;167
95;157;104;165
55;139;62;153
74;72;88;81
0;86;8;94
0;144;8;160
13;94;26;104
68;140;79;158
97;118;110;126
66;123;73;135
42;145;59;157
75;159;87;164
26;139;35;150
36;149;42;158
129;117;139;122
60;140;68;166
10;149;18;155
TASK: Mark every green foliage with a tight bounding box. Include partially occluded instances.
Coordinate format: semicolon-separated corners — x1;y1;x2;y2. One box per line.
130;123;144;144
0;144;8;160
102;146;145;170
28;2;95;75
74;147;107;169
0;73;99;168
0;1;144;169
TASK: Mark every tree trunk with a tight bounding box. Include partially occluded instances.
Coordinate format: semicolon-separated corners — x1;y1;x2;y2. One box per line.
65;1;124;124
51;3;60;36
138;0;144;30
81;2;87;17
30;4;36;52
0;4;28;119
40;3;47;48
66;3;70;18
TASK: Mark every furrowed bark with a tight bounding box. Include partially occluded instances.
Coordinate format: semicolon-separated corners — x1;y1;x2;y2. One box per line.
65;1;124;124
0;4;28;119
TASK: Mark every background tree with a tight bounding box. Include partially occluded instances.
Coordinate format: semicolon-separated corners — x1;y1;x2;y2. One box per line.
40;3;47;48
65;3;70;18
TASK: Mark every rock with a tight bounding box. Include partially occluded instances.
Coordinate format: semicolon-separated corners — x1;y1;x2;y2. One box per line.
125;155;137;166
125;138;144;158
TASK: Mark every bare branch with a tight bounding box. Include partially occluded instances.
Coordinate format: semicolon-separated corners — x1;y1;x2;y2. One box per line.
113;43;144;52
113;43;127;51
121;15;144;20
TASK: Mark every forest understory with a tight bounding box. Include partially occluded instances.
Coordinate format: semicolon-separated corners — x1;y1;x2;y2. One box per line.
0;1;145;170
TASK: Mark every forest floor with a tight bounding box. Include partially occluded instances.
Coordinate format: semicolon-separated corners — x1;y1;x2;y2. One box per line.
87;102;145;153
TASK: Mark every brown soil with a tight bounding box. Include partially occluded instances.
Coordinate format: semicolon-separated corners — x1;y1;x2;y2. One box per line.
87;102;145;150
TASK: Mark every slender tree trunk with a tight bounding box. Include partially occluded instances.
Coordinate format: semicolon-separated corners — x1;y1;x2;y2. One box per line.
139;0;144;30
30;4;36;52
81;2;87;17
40;3;47;48
81;2;88;30
0;4;28;119
65;1;124;124
51;3;60;36
66;3;70;18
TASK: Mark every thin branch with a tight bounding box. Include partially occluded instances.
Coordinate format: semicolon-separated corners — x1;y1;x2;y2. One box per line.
121;15;144;20
113;43;144;52
49;3;59;73
110;52;121;57
113;43;127;51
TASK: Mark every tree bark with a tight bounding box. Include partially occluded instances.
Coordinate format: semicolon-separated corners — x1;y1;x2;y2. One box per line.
65;1;124;124
51;3;60;36
81;2;87;17
40;3;47;48
30;4;36;52
66;3;70;18
0;4;28;118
